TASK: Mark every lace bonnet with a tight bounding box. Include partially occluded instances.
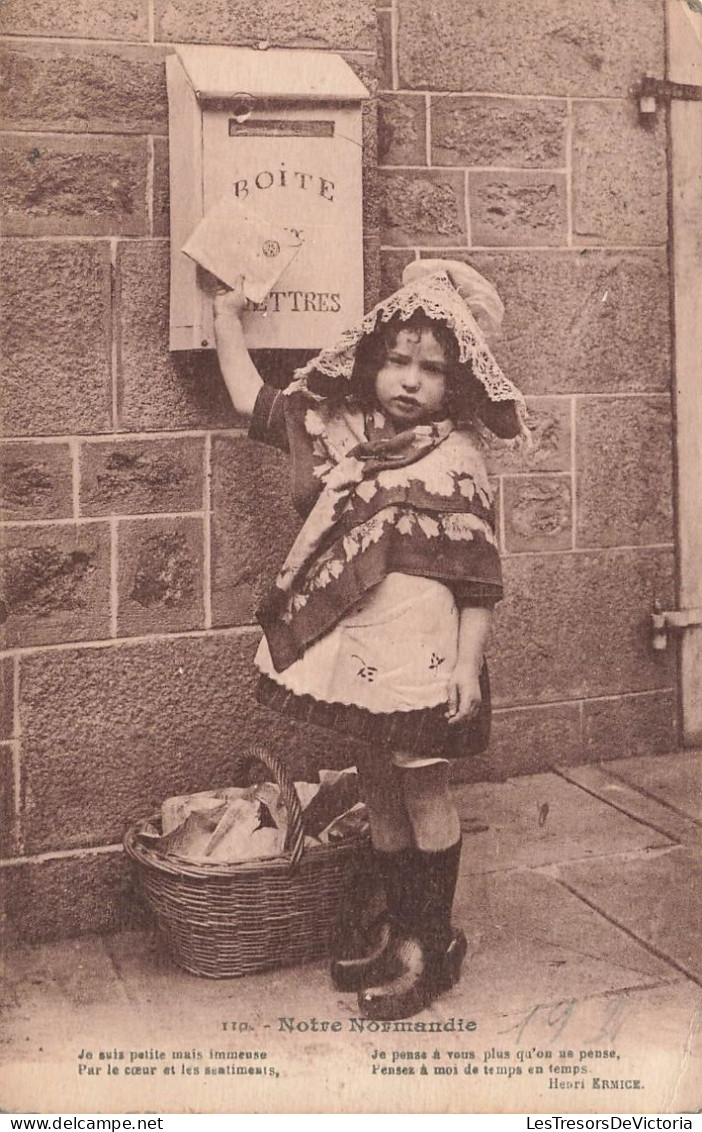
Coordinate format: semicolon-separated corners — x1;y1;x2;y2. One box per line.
286;258;529;439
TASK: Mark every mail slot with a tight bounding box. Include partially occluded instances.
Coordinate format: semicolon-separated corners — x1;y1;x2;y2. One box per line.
166;46;369;351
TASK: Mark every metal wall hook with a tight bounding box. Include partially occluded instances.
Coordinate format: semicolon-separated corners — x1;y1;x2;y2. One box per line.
651;600;702;650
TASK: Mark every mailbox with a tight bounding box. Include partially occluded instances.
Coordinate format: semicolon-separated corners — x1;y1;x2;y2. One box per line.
166;46;369;351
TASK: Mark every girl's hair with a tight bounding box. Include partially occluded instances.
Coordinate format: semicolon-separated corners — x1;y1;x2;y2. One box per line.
301;308;520;437
347;310;480;423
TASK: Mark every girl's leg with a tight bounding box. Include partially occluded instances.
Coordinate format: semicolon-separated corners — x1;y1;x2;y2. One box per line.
399;760;460;850
331;753;413;991
356;751;414;851
357;758;466;1020
399;764;464;954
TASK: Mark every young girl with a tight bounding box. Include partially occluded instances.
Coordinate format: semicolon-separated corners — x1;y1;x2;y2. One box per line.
214;260;527;1020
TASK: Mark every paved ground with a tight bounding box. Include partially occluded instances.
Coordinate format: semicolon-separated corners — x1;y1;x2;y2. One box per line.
1;751;700;1115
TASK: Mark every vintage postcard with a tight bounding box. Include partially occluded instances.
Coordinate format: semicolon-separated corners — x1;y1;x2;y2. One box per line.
1;0;701;1117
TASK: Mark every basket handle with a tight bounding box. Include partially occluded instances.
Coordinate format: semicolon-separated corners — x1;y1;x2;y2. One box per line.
240;744;305;870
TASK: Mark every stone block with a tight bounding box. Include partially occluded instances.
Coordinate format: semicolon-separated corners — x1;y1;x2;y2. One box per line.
1;240;112;437
18;634;363;852
380;250;415;296
380;169;466;246
80;437;204;517
210;435;301;626
362;132;380;231
431;96;567;169
117;516;204;637
583;691;677;762
0;852;142;944
377;9;393;90
426;249;670;395
483;397;571;474
378;94;426;165
452;700;583;784
503;474;572;552
576;397;674;548
1;937;133;1031
3;935;136;1024
363;232;381;309
0;657;14;740
116;241;238;432
556;847;702;983
492;547;675;705
0;42;168;134
152;135;170;237
559;761;701;848
396;0;664;98
1;523;111;649
469;171;567;247
154;0;375;49
456;874;674;1018
0;134;148;237
573;101;667;246
0;743;15;855
0;442;73;521
604;750;701;822
454;773;670;878
0;0;148;40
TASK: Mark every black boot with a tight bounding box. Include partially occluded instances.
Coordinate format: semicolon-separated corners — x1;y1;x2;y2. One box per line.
417;839;467;994
331;847;415;992
357;839;466;1020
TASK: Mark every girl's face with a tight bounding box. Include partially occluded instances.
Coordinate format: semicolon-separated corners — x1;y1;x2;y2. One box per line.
374;327;449;426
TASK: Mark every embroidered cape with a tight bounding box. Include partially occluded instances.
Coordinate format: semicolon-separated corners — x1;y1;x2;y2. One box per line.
255;263;525;672
257;400;502;670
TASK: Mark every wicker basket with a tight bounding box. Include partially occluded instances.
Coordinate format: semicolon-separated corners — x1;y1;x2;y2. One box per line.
124;745;372;978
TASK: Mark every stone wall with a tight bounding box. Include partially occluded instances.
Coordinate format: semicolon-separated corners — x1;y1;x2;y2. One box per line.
0;0;677;942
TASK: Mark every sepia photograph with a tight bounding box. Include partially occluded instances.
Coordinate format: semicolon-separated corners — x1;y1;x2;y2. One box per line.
0;0;701;1116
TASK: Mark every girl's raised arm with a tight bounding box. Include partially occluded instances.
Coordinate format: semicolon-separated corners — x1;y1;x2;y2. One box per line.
213;280;263;420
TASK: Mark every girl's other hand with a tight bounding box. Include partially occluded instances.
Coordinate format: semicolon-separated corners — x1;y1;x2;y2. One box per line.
446;665;482;725
213;276;247;320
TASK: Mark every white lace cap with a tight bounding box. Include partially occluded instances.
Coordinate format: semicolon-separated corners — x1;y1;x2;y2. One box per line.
286;266;526;418
402;259;504;343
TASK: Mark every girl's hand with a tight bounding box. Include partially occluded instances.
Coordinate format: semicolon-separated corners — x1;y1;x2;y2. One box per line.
446;665;482;725
213;276;247;321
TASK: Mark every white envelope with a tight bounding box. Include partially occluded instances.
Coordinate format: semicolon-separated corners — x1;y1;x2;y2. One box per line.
182;196;304;303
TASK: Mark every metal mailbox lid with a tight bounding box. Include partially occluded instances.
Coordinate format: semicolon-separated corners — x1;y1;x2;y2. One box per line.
172;45;369;102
